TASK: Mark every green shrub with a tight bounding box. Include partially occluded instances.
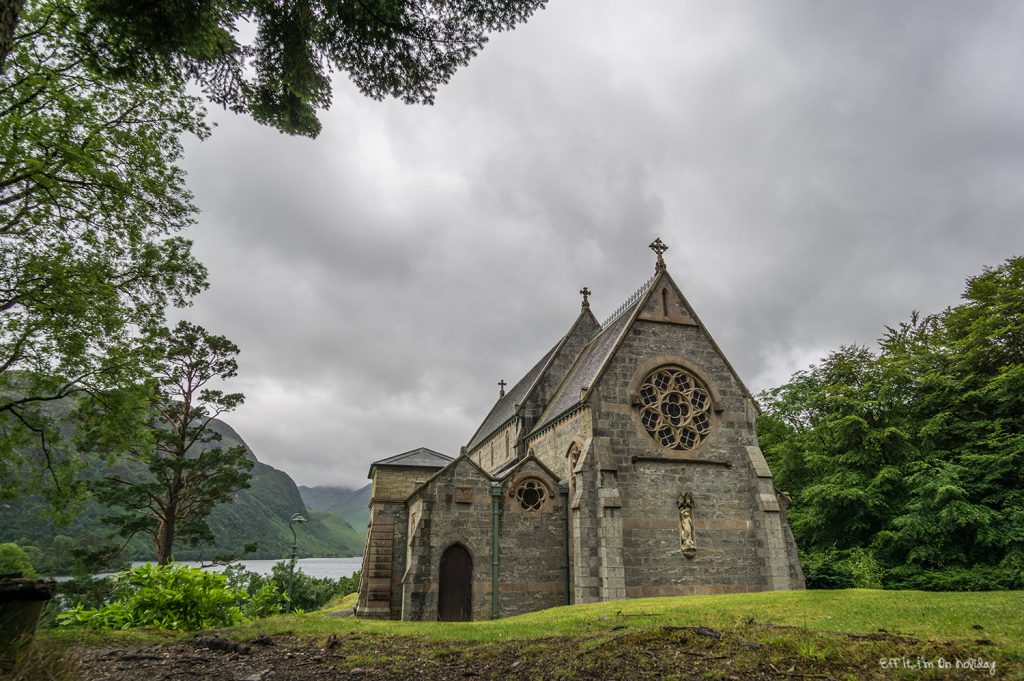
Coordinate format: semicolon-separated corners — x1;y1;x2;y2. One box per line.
799;550;855;589
57;563;250;631
884;564;1024;591
800;548;887;589
0;543;38;578
223;562;360;613
38;575;119;628
338;570;361;598
269;560;340;612
55;562;361;631
846;547;884;588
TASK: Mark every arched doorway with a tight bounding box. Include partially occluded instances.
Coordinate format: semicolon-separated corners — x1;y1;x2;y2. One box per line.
438;544;473;621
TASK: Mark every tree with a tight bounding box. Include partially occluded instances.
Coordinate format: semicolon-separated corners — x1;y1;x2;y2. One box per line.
757;346;915;553
0;0;208;511
95;322;253;564
0;0;547;136
759;256;1024;590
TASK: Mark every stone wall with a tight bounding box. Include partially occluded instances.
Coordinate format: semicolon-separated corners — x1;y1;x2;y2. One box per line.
402;457;496;621
589;312;802;595
496;458;568;616
470;420;518;474
370;466;436;503
526;409;590;479
399;454;571;621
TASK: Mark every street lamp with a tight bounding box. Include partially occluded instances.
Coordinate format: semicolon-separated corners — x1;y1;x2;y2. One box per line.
286;512;307;613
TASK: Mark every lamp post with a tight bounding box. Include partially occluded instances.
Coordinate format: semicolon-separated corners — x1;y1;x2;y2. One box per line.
286;512;307;613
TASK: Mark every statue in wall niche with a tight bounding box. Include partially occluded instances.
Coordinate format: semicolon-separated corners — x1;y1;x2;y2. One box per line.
677;492;696;558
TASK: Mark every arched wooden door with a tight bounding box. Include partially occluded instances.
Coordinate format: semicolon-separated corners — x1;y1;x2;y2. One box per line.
438;544;473;621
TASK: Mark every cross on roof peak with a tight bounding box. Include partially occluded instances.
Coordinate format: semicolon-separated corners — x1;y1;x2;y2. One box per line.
649;237;669;272
579;286;591;310
498;379;507;398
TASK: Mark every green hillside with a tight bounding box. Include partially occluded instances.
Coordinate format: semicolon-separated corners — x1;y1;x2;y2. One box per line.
298;484;371;535
0;418;364;575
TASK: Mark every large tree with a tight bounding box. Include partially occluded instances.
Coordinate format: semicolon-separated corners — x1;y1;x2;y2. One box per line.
0;0;208;511
0;0;547;136
759;257;1024;590
96;322;253;565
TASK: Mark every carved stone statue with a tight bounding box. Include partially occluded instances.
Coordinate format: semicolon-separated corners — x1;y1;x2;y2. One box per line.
677;492;696;558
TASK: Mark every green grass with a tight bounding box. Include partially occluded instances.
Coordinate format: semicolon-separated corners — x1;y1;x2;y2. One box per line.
14;589;1023;680
223;589;1023;654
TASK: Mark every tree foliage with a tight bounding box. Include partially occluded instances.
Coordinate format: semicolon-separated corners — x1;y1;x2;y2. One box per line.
760;257;1024;590
95;322;253;565
56;562;279;630
1;0;547;136
0;541;37;577
0;0;208;512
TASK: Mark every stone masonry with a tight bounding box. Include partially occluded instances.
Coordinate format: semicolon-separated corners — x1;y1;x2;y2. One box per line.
356;240;804;621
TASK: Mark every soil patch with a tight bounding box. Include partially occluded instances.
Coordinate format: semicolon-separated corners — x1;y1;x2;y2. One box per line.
15;625;1019;680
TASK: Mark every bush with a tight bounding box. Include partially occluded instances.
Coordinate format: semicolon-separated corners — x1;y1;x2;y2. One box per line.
800;548;888;589
0;543;37;578
884;564;1024;591
224;561;361;613
799;550;855;589
56;562;361;631
57;563;253;630
846;547;884;589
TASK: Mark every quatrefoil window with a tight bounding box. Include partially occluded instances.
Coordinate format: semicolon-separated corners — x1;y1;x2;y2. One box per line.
637;366;713;450
515;479;547;511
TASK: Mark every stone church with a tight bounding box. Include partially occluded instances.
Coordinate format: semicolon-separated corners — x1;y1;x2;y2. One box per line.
355;239;804;621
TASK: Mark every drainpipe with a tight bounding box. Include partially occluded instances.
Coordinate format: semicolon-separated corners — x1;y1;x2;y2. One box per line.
490;482;501;619
560;482;571;605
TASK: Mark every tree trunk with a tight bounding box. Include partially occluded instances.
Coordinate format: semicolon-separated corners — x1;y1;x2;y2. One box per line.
156;481;179;565
156;508;176;565
0;0;25;73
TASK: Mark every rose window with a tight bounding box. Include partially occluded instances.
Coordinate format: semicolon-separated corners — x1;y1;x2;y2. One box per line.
515;479;546;511
637;366;713;450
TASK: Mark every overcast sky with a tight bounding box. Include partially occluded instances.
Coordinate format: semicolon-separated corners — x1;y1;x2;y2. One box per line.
177;0;1024;489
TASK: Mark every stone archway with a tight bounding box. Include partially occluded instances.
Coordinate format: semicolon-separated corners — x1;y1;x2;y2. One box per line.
438;544;472;621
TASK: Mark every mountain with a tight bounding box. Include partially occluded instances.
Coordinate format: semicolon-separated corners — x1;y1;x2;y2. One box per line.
0;417;364;575
298;484;371;535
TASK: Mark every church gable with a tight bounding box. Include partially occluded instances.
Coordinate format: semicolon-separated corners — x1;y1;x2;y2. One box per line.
401;454;496;621
588;266;755;457
530;264;755;438
637;276;698;326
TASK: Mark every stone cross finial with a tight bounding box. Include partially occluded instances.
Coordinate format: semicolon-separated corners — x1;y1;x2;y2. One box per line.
498;380;507;398
649;237;669;272
579;286;591;310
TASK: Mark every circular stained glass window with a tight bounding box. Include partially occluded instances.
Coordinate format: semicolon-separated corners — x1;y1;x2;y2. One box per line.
637;366;713;450
515;479;547;511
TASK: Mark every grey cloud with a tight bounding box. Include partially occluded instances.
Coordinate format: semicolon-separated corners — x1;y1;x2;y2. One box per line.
178;0;1024;488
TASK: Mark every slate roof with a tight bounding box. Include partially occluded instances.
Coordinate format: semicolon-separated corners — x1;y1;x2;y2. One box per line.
370;447;453;469
465;341;561;452
530;294;644;434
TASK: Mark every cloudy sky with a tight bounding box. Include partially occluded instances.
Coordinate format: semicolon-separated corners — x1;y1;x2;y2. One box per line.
177;0;1024;489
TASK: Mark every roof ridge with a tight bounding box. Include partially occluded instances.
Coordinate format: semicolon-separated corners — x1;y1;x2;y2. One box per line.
372;447;453;467
599;273;657;331
466;307;600;453
527;273;663;439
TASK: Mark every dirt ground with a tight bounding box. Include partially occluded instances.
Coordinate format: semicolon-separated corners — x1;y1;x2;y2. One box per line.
48;625;1016;681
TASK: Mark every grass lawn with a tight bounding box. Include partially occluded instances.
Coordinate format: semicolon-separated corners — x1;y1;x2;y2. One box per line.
235;589;1023;650
17;589;1024;680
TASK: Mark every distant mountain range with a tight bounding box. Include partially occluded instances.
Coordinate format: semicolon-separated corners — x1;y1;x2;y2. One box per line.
1;417;366;575
298;484;371;535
